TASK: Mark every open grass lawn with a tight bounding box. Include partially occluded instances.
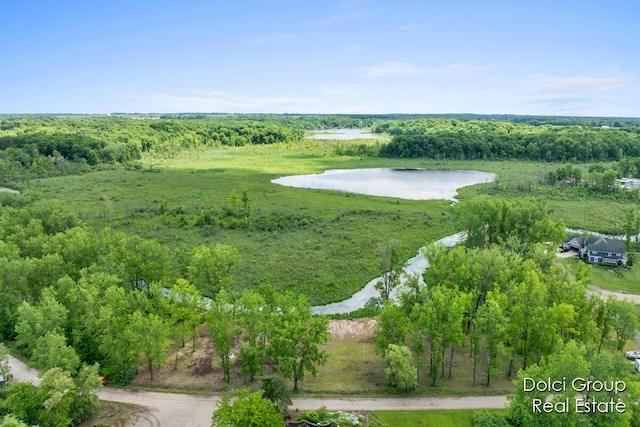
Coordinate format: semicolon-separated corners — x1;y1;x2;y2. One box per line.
559;257;640;294
371;409;506;427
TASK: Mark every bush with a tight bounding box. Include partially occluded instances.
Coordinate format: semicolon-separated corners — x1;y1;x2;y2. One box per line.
473;411;510;427
298;408;361;426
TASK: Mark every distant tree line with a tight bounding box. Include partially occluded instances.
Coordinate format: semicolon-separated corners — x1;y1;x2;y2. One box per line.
375;119;640;162
0;117;304;185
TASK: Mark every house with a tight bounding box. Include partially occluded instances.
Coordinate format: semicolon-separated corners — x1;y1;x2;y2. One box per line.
562;235;626;266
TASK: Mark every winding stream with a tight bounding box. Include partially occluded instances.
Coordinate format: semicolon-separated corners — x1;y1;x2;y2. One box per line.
311;232;466;314
0;187;20;194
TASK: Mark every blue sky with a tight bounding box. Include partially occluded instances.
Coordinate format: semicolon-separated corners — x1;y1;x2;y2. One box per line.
2;0;639;116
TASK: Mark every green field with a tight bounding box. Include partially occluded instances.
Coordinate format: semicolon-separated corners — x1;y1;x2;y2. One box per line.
371;409;506;427
29;145;458;304
560;257;640;294
26;142;631;304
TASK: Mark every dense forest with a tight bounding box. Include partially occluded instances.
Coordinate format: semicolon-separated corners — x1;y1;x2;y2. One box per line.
0;117;303;185
375;119;640;162
0;194;328;424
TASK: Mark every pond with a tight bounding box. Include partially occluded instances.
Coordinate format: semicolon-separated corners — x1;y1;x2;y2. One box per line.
272;168;496;201
305;128;389;140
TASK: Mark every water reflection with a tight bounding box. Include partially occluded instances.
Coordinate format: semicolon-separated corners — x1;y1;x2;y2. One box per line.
272;168;495;201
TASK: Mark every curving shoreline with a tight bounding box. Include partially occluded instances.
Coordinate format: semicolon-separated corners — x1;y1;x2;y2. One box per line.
312;232;466;314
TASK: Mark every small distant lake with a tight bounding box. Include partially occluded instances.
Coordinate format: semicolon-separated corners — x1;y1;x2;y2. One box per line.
0;187;20;194
305;128;389;140
272;168;496;201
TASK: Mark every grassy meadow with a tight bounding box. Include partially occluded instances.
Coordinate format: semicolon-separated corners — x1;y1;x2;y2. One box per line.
560;256;640;294
29;143;457;304
27;140;633;304
371;409;507;427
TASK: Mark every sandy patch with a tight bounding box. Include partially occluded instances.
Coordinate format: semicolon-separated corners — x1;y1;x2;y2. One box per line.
329;319;377;341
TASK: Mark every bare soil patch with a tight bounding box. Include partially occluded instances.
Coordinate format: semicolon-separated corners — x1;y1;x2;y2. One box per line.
329;319;377;341
79;401;144;427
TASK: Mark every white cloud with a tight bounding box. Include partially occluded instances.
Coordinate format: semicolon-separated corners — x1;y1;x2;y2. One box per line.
397;23;420;31
130;90;320;113
319;84;362;97
539;77;629;94
310;9;372;25
250;33;298;45
359;61;493;78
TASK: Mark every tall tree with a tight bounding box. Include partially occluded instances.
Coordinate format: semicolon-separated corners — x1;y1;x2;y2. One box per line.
374;241;405;300
236;289;268;381
166;278;205;363
374;302;409;356
0;343;10;383
130;310;170;381
207;289;238;383
268;292;330;391
475;293;507;386
31;332;80;375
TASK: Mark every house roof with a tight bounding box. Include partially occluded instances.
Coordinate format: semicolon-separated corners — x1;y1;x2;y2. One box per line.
588;238;624;254
563;235;625;254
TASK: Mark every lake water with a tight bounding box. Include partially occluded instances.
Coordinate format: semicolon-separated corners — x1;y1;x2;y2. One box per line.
0;188;20;194
272;168;496;201
305;128;389;140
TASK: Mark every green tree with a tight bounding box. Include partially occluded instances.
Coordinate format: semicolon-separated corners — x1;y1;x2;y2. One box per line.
623;206;638;250
609;298;639;351
211;388;283;427
384;344;417;392
130;310;170;381
3;383;40;426
207;289;238;383
413;286;469;386
374;241;405;300
0;415;30;427
97;286;139;384
259;374;292;412
14;288;68;357
31;332;81;374
506;270;546;372
187;244;240;297
268;292;330;391
166;278;205;363
69;364;103;425
236;289;268;380
475;293;506;386
0;343;10;383
7;368;78;427
374;302;409;356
